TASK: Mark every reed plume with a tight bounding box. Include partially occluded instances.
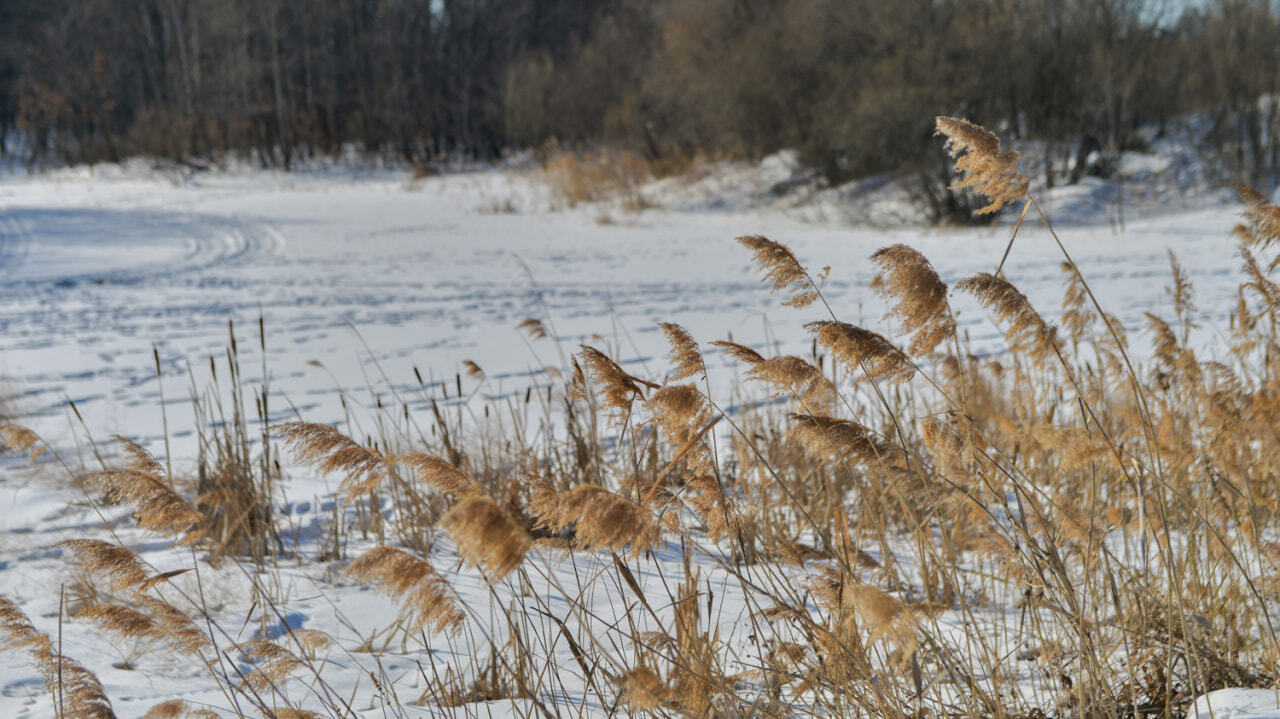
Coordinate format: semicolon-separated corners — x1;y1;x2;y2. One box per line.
517;317;549;339
1;423;43;459
530;484;662;558
788;414;891;465
617;666;670;712
659;322;706;380
462;360;485;380
807;320;915;383
646;385;714;450
579;345;658;413
737;234;821;308
1;596;116;719
345;547;465;634
957;272;1059;358
1060;261;1096;345
871;244;955;356
140;700;221;719
401;453;483;497
935;116;1028;215
716;344;835;408
439;494;531;579
57;539;148;592
75;596;208;656
114;434;167;476
1233;184;1280;248
139;700;190;719
275;422;387;500
239;639;305;691
709;339;764;364
95;437;204;543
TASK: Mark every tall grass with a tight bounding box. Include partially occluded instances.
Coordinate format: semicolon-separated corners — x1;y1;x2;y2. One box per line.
5;117;1280;718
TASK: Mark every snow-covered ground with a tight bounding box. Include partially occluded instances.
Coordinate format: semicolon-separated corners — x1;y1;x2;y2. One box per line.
0;152;1265;718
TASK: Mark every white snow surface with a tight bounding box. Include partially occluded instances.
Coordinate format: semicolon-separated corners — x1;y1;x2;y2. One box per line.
1189;689;1280;719
0;153;1270;718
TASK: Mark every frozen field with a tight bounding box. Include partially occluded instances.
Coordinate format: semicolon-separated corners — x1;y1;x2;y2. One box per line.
0;159;1244;453
0;157;1270;719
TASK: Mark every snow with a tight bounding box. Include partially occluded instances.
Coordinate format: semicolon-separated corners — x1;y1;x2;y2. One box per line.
0;149;1269;717
1189;689;1280;719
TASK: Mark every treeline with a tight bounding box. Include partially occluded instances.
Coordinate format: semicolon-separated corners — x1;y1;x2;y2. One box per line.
2;0;1278;202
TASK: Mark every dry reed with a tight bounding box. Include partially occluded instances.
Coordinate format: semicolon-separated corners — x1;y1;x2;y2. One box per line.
439;494;531;579
935;116;1029;214
344;547;465;634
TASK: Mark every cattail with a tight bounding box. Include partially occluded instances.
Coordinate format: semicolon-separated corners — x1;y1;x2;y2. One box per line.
737;234;820;308
517;317;549;339
439;494;531;580
1233;184;1280;248
659;322;706;380
345;547;464;634
788;414;891;465
870;244;955;356
401;453;483;497
57;540;148;592
275;422;387;500
462;360;485;380
579;345;658;413
807;320;915;384
935;117;1028;215
957;272;1059;358
531;484;662;558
